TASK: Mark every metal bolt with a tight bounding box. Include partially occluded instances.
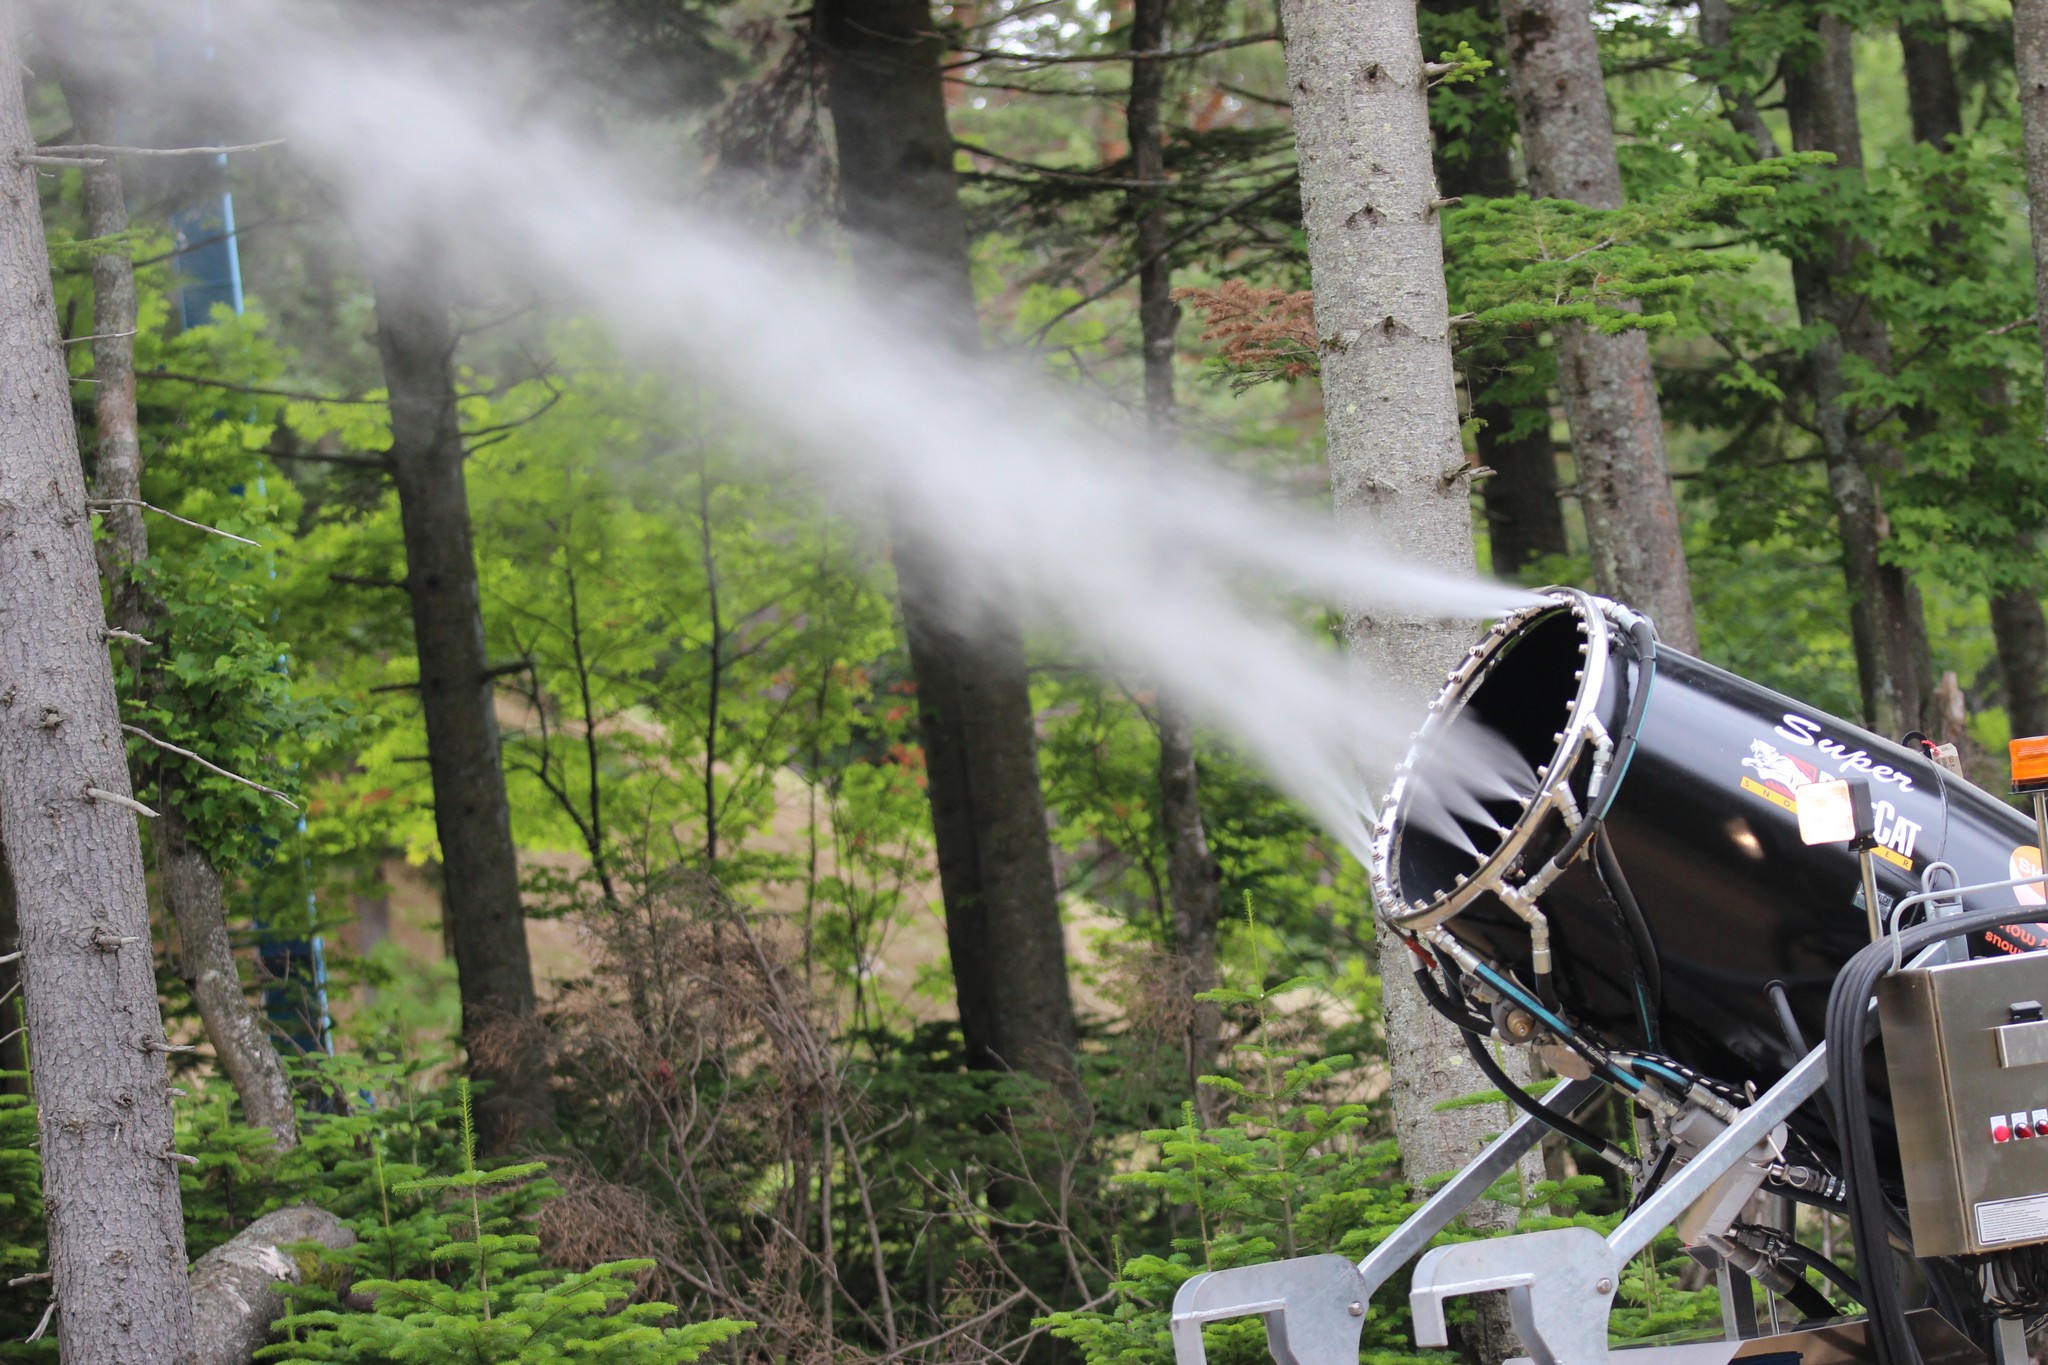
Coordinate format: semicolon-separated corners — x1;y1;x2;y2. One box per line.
1595;1278;1614;1295
1348;1302;1364;1318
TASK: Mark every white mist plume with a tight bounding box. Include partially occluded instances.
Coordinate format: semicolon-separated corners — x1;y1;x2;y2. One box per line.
82;3;1540;859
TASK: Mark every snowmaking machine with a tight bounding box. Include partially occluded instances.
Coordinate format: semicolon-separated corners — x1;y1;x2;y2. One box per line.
1169;589;2048;1365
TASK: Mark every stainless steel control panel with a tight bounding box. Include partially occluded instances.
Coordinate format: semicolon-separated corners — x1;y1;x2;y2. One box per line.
1879;951;2048;1257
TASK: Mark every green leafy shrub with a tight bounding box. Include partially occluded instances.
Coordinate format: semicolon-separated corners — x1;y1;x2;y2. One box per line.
261;1080;751;1364
1041;971;1721;1365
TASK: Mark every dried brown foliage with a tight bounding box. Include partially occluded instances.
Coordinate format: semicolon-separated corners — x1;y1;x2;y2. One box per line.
542;869;1111;1365
1174;280;1320;388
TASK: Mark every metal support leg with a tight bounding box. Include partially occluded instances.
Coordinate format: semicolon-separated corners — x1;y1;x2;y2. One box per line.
1408;1226;1619;1365
1168;1077;1605;1365
1406;1046;1831;1365
1995;1315;2028;1365
1715;1255;1758;1343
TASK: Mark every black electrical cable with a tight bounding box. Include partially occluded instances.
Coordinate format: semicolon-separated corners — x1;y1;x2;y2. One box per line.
1779;1268;1843;1322
1626;1141;1677;1214
1767;979;1806;1055
1774;1182;1849;1217
1825;904;2048;1365
1410;964;1493;1036
1410;945;1633;1134
1597;825;1663;1035
1550;615;1658;873
1458;1029;1634;1169
1779;1238;1864;1306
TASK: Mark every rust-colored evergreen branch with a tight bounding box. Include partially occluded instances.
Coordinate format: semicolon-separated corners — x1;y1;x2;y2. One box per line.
1174;280;1318;388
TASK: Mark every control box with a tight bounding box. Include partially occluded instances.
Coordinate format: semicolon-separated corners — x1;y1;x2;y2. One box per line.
1879;951;2048;1257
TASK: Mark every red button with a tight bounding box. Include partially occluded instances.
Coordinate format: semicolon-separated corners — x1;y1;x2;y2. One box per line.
2020;1124;2035;1140
1994;1122;2013;1143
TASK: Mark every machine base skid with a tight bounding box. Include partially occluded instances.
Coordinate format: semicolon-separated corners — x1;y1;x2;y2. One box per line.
1504;1310;1985;1365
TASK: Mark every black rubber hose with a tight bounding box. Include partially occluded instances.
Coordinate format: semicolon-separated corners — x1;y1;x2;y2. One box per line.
1767;979;1806;1056
1779;1270;1843;1322
1459;1029;1633;1169
1597;826;1663;1030
1773;1181;1848;1217
1779;1238;1864;1306
1626;1141;1677;1214
1411;966;1493;1035
1825;904;2048;1365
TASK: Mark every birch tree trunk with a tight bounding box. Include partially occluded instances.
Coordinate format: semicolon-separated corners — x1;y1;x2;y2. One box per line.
1127;0;1226;1117
0;5;194;1356
1782;14;1935;739
369;259;553;1150
1498;0;1697;652
58;49;299;1152
1282;1;1529;1357
2007;0;2048;744
815;0;1081;1091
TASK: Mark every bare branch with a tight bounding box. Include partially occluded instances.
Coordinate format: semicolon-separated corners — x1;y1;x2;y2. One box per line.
945;31;1276;69
40;139;285;159
89;499;261;547
85;786;157;818
330;572;410;592
62;329;136;345
104;627;153;646
480;657;535;682
137;368;381;405
7;1271;48;1287
1026;177;1295;344
261;446;393;471
121;723;299;809
461;382;565;442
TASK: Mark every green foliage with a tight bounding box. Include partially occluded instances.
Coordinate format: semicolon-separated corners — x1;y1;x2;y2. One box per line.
1443;159;1820;347
262;1080;752;1364
0;1071;51;1362
1042;974;1721;1365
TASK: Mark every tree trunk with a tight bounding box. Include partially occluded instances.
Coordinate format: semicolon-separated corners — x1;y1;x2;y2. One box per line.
1994;591;2048;744
1423;16;1568;578
58;46;300;1153
0;6;194;1357
1498;0;1698;652
1898;1;2048;751
1783;14;1936;740
1126;0;1226;1116
1281;2;1530;1358
815;0;1081;1092
369;261;552;1150
1695;0;1782;159
1900;6;1963;152
2007;0;2048;750
160;809;298;1148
